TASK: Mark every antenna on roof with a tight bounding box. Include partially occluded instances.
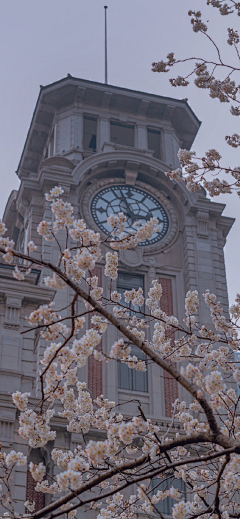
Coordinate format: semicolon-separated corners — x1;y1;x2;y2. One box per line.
104;6;108;84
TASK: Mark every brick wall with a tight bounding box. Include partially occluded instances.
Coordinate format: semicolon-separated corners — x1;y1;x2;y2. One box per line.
26;471;45;511
88;266;103;400
159;277;178;417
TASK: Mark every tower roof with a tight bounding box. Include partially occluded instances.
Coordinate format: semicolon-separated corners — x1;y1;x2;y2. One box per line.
16;76;201;178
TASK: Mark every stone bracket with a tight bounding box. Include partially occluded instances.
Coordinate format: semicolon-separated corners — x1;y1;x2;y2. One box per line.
196;210;209;239
4;295;23;328
124;169;138;185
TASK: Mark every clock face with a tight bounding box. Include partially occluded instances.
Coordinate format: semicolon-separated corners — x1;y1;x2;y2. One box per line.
91;185;169;246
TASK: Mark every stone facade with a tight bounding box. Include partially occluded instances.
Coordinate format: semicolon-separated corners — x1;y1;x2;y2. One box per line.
0;77;234;514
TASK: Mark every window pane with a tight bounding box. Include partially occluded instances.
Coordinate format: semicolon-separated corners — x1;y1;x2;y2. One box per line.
83;116;97;152
131;345;148;392
117;273;144;315
117;273;148;392
147;128;161;159
118;360;132;390
152;475;185;515
118;352;148;392
110;121;134;147
132;365;148;392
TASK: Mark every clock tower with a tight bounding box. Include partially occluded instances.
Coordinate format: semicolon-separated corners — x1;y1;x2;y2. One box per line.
0;76;234;513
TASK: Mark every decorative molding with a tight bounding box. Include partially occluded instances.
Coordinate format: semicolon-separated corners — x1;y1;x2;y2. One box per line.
4;322;20;330
0;421;14;446
138;99;150;116
72;148;169;185
101;91;113;108
4;296;22;329
40;156;74;171
119;248;143;267
196;210;209;238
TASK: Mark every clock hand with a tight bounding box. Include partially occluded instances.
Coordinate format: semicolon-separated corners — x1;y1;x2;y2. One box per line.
112;189;128;212
119;189;134;218
131;212;153;222
113;189;135;222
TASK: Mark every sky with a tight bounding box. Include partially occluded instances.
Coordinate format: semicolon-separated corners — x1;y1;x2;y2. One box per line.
0;0;239;305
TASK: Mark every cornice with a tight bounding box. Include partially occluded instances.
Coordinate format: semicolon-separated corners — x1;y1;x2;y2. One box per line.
2;190;18;223
0;273;55;303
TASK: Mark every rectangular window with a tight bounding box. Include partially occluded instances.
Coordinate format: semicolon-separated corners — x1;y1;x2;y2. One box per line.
147;128;161;159
152;474;186;516
118;344;148;392
117;272;144;314
83;116;97;152
110;121;134;147
117;273;148;392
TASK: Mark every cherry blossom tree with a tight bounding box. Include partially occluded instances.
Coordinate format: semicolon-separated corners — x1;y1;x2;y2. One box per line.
0;182;239;519
1;4;240;519
152;2;240;197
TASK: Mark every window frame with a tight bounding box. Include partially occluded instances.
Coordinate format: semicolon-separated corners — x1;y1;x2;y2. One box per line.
117;344;148;392
147;127;162;159
117;272;148;393
110;120;135;148
83;114;98;153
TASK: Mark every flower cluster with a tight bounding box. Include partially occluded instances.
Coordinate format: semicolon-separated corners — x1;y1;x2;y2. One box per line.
146;279;162;311
85;440;108;463
107;212;126;234
29;462;46;482
109;338;131;360
12;391;30;411
225;133;240;148
4;451;27;467
73;328;102;367
17;409;56;448
124;287;144;307
105;252;118;279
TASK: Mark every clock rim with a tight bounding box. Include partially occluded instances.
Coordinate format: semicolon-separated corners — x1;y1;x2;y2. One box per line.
90;184;169;247
80;178;178;254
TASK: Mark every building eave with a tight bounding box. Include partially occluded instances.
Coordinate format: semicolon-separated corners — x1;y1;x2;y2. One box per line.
16;76;201;179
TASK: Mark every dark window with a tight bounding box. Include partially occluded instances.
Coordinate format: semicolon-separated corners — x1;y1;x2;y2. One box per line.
17;230;25;265
12;226;20;244
110;121;134;147
147;128;161;159
117;273;148;392
152;475;186;516
19;230;25;254
44;128;55;160
49;129;54;156
83;116;97;152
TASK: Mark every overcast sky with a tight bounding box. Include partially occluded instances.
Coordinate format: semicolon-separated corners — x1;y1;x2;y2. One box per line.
0;0;239;305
